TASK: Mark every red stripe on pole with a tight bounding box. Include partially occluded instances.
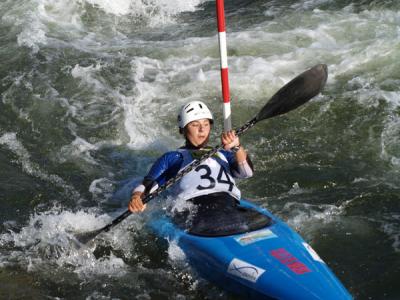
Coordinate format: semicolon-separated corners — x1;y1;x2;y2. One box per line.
221;68;230;103
216;0;226;32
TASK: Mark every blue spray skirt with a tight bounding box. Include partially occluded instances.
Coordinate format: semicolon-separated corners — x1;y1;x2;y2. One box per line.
149;199;352;299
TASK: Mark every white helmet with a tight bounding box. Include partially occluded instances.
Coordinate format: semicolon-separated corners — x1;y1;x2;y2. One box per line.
177;101;213;129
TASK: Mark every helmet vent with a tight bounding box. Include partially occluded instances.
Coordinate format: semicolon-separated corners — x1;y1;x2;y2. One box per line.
178;101;213;129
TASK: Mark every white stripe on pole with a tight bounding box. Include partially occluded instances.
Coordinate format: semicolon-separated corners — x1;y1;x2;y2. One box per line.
223;102;231;131
218;32;228;69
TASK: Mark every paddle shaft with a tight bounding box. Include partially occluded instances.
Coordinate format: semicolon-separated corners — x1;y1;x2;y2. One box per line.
97;117;257;234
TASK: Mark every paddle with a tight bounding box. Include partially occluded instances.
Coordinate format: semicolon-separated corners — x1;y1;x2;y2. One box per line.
74;64;328;244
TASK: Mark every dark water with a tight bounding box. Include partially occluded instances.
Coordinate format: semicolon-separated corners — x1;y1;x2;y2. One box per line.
0;0;399;299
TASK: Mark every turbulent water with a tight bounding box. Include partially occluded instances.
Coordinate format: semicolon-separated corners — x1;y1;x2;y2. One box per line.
0;0;399;299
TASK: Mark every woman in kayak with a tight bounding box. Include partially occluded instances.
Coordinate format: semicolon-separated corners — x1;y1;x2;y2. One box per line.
128;101;256;232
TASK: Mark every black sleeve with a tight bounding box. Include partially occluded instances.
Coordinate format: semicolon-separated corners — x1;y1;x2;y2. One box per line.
142;177;157;196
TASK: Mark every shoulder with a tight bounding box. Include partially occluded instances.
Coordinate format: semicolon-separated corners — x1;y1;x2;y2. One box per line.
163;150;183;158
157;150;184;165
147;150;184;178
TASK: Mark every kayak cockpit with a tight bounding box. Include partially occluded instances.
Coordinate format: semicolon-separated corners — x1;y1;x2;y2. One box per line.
172;192;273;237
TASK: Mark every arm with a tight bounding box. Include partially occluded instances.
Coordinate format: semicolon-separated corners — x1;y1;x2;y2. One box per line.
128;176;160;212
128;151;182;213
221;130;254;178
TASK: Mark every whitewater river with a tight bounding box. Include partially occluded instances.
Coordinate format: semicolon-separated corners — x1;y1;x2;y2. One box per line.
0;0;399;299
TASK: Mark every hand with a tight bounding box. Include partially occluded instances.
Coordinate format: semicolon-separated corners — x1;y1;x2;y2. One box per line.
128;192;147;213
221;130;240;151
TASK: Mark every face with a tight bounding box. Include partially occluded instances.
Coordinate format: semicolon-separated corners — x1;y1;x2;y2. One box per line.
184;118;211;147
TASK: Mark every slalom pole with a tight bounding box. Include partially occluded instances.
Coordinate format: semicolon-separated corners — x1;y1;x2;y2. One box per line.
216;0;232;131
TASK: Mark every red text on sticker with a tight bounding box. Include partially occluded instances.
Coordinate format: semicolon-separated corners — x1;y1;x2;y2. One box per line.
270;248;311;275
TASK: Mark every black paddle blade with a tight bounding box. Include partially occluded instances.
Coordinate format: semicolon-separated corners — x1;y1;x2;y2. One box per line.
256;64;328;122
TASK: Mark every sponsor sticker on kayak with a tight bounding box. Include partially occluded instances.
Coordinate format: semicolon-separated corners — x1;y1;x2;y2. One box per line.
227;258;266;283
303;242;325;264
234;228;277;246
270;248;311;275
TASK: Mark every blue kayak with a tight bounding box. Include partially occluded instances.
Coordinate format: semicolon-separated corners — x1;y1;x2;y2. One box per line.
149;195;352;300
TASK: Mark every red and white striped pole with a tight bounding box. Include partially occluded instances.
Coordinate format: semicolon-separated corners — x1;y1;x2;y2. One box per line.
216;0;231;131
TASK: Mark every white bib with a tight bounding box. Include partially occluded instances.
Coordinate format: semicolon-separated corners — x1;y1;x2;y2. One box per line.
171;150;241;201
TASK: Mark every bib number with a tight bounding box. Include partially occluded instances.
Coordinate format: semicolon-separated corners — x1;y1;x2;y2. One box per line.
195;165;234;192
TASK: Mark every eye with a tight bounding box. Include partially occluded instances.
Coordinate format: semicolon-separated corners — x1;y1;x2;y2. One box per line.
202;121;210;128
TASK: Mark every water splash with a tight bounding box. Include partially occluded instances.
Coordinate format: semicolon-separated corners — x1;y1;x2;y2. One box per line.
381;214;400;252
0;206;140;278
2;0;206;53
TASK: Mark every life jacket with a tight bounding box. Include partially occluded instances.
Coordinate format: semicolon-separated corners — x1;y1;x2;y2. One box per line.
169;149;241;201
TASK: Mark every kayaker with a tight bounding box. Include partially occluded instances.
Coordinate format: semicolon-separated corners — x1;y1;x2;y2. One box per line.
128;100;254;220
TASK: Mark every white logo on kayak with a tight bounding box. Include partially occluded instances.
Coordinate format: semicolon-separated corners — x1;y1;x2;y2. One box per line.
227;258;265;283
303;242;325;264
234;228;277;246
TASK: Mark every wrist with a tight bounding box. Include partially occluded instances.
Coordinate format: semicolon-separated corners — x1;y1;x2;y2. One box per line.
131;191;143;199
231;144;241;153
133;184;145;194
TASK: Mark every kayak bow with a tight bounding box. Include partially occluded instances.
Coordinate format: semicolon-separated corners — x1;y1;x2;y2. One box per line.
150;198;352;300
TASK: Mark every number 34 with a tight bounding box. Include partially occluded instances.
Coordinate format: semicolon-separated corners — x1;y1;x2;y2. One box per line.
195;165;234;192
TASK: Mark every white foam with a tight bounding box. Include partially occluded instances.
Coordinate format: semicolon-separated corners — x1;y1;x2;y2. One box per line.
167;239;186;263
4;0;206;53
167;196;195;214
5;0;84;53
58;136;99;165
0;207;138;277
0;132;82;200
89;178;115;200
63;63;128;151
121;55;194;149
17;22;47;54
67;57;180;150
288;182;308;195
71;64;105;91
84;0;132;16
282;201;344;233
290;0;334;11
85;0;205;24
380;112;400;169
381;214;400;252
